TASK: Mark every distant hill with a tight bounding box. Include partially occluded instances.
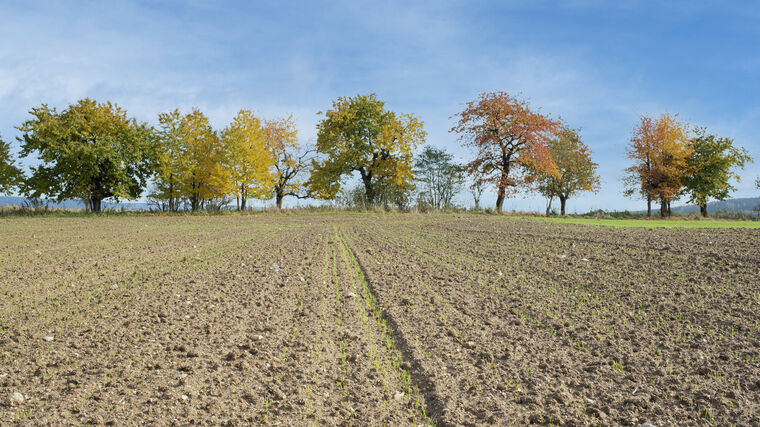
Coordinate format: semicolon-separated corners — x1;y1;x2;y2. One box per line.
647;197;760;216
0;196;151;211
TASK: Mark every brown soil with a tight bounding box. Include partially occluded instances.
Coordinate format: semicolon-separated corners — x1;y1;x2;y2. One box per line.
1;214;758;426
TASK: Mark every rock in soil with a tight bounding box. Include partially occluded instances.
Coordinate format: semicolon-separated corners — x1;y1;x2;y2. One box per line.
8;392;25;406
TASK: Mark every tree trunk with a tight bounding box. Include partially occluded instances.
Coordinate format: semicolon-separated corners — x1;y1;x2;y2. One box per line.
168;179;175;212
276;190;284;209
240;196;247;211
700;203;707;217
495;193;505;212
559;195;567;216
545;196;553;216
646;196;651;217
667;201;672;217
92;198;102;213
659;198;666;217
360;169;375;206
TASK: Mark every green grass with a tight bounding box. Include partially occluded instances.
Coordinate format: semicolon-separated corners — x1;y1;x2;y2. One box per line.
530;216;760;229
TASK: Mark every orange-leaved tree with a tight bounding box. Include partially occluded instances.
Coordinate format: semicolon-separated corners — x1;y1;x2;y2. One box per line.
451;92;561;212
624;115;660;216
624;113;691;217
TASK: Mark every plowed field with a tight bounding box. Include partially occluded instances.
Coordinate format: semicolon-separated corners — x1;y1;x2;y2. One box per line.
1;214;758;425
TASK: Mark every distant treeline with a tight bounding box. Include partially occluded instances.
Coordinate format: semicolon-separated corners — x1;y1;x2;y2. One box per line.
0;93;757;215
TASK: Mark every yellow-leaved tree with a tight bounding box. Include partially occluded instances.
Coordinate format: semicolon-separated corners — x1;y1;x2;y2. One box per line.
183;108;229;211
308;93;425;205
264;116;314;209
221;110;275;210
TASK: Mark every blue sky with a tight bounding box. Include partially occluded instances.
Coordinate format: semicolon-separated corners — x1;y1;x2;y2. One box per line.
1;0;758;211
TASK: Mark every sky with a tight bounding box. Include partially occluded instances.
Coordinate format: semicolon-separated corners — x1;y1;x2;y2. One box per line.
1;0;759;211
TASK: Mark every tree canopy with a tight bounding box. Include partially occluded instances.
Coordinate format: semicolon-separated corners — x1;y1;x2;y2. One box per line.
532;128;600;215
17;98;153;212
683;128;752;217
221;110;275;210
151;109;187;211
308;93;425;204
451;91;561;212
414;146;464;210
264;116;313;209
0;135;22;195
624;113;692;217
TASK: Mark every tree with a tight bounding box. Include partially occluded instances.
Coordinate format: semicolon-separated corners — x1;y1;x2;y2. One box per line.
263;116;313;209
651;113;692;217
151;109;187;211
182;109;228;211
624;113;691;217
308;93;426;205
413;146;464;210
623;116;658;216
221;110;275;211
0;135;22;195
532;128;600;216
451;91;561;212
17;98;153;212
469;179;485;210
683;128;752;217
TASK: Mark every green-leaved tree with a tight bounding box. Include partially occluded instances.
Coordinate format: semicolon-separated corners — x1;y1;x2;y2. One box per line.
17;99;154;212
414;146;464;210
0;135;23;195
532;128;600;215
308;93;426;205
683;128;752;217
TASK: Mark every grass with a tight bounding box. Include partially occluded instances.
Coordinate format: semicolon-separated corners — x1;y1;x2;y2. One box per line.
530;216;760;229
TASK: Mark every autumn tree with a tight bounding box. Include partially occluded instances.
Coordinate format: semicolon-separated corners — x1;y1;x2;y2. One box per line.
683;128;752;217
532;128;600;216
308;94;425;205
182;109;229;211
451;92;561;212
221;110;275;211
17;99;153;212
0;135;22;195
413;146;464;210
623;116;658;216
263;116;313;209
151;109;187;211
624;113;691;217
652;113;692;216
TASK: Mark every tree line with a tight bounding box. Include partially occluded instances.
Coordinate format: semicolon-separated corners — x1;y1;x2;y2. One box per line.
0;93;755;215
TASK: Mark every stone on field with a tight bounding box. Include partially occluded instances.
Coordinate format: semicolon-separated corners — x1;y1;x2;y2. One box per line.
636;424;656;427
345;292;357;298
42;335;54;342
393;391;404;399
8;392;25;405
271;263;281;270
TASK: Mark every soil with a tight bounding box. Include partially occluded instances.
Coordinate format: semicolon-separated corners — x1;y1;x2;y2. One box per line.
1;214;758;425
